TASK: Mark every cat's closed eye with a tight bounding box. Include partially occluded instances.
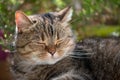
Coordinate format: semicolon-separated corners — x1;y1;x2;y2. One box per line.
55;40;63;48
31;41;46;48
55;43;60;48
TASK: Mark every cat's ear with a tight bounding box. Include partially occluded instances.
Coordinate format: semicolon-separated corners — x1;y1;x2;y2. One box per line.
15;11;32;32
57;6;73;23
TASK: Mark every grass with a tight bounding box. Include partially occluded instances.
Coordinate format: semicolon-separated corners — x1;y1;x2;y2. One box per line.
76;25;120;40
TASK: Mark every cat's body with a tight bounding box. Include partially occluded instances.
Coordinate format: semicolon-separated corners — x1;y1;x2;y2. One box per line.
10;7;120;80
11;55;92;80
76;37;120;80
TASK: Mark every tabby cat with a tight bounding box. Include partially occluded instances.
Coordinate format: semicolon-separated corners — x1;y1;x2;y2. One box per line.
10;6;120;80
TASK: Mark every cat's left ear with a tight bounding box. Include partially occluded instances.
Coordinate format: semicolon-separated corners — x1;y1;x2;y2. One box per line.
15;11;32;32
56;6;73;23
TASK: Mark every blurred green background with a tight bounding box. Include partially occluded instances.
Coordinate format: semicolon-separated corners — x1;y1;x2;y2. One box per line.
0;0;120;41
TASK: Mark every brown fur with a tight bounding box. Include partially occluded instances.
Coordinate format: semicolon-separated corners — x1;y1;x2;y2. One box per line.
76;37;120;80
10;6;120;80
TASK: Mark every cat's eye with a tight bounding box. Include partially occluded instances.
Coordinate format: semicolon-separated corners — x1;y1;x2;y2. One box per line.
56;43;60;48
32;41;46;46
35;42;45;45
56;41;63;48
55;40;64;48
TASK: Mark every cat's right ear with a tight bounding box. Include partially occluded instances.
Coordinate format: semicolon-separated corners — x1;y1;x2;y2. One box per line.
15;11;32;33
55;6;72;24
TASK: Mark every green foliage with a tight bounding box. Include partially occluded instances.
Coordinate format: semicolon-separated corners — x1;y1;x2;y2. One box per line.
0;0;120;42
76;25;120;40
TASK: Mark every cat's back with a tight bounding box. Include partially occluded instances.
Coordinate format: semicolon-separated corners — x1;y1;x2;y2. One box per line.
76;37;120;80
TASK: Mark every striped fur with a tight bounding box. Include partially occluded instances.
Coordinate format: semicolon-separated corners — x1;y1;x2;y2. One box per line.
14;7;75;65
10;7;120;80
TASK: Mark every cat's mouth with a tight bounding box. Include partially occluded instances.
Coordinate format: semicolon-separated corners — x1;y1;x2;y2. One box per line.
28;52;66;65
31;57;62;65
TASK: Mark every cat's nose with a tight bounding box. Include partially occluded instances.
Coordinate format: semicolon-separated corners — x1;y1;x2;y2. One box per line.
49;51;55;56
48;48;56;56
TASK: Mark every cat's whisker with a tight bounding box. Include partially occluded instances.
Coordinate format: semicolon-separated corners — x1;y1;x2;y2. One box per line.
74;52;89;54
69;52;92;59
74;51;88;52
69;53;92;58
69;56;90;59
74;49;92;51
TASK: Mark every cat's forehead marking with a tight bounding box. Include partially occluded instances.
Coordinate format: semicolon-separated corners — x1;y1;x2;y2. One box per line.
28;13;57;24
28;15;44;22
42;13;56;24
25;13;71;43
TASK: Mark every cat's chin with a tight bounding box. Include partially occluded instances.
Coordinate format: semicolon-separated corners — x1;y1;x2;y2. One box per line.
30;57;64;65
29;53;69;65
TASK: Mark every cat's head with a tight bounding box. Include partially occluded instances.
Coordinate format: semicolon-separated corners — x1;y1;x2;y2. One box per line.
15;7;75;65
